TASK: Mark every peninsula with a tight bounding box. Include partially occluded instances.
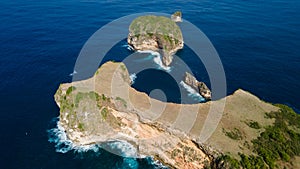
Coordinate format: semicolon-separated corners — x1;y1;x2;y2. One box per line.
54;61;300;168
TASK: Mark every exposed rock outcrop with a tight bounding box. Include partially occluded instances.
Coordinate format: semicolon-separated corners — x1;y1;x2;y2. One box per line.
127;15;184;66
171;11;182;22
184;72;212;100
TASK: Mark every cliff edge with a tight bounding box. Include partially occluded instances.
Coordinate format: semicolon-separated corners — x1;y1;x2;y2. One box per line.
54;61;300;168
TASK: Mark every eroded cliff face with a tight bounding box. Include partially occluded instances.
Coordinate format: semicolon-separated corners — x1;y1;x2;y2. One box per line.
54;62;211;168
54;62;280;168
127;15;184;66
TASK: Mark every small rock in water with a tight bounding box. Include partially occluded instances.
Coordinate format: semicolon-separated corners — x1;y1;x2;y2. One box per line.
171;11;182;22
183;72;211;100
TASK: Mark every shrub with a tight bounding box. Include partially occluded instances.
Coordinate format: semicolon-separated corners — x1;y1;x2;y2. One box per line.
247;121;261;129
220;105;300;168
101;107;108;120
78;123;84;131
66;86;76;95
116;97;127;108
224;128;243;140
251;105;300;168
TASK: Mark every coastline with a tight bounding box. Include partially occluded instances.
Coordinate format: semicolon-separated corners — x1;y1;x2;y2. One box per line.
52;61;300;168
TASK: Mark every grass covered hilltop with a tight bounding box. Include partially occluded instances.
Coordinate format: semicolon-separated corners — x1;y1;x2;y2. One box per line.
54;62;300;169
127;15;184;66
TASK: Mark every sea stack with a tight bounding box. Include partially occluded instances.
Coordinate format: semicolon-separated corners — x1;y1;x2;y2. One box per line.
171;11;182;22
184;72;211;100
127;15;184;66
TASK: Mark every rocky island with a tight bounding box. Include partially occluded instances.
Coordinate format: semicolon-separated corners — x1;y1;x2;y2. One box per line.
54;61;300;169
127;15;184;66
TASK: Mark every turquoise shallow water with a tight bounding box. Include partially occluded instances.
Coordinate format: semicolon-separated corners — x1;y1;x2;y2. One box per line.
0;0;299;168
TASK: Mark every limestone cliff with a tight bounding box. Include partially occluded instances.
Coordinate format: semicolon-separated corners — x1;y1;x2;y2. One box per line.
54;62;211;169
54;61;294;168
127;15;184;66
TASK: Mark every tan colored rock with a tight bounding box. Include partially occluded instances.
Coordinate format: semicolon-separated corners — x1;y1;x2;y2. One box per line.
54;61;279;168
184;72;212;100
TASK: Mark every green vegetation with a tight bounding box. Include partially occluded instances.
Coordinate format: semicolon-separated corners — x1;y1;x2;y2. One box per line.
212;154;266;169
171;149;180;158
129;15;183;50
120;64;126;71
251;104;300;168
101;107;108;120
173;11;182;17
66;86;76;95
224;128;243;140
246;120;261;129
101;94;107;101
116;97;127;108
74;91;100;107
95;69;99;75
147;32;153;36
216;104;300;168
59;93;73;113
78;123;84;131
58;90;102;129
212;154;240;169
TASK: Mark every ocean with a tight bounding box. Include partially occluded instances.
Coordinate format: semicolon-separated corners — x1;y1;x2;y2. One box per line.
0;0;299;168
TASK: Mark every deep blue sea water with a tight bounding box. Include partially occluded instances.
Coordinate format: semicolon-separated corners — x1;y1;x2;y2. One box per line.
0;0;299;168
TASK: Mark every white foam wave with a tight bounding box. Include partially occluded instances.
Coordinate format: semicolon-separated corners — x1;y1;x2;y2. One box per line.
47;121;99;153
48;120;168;168
180;81;206;102
137;50;171;72
134;54;154;62
121;158;139;169
122;44;134;51
106;140;138;157
129;73;137;84
145;157;169;169
137;50;160;55
69;70;77;76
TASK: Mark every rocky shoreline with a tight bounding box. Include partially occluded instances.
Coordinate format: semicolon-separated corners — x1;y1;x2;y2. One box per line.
127;15;184;66
55;62;214;168
54;61;294;168
52;13;300;169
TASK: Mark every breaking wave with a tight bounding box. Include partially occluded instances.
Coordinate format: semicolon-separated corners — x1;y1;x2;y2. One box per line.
180;81;206;102
134;54;153;62
47;118;168;169
137;50;171;72
129;73;137;84
48;120;168;168
122;44;134;51
120;158;139;169
48;120;138;157
69;70;77;76
103;141;138;157
47;120;99;153
145;157;169;169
